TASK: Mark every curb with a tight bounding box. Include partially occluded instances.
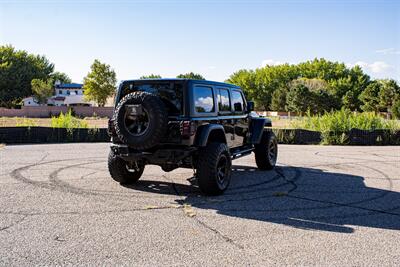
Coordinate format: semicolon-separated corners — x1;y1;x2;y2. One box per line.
0;127;109;144
0;127;399;145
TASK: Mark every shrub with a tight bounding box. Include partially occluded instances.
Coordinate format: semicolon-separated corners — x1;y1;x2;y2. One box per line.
291;109;400;144
51;110;88;129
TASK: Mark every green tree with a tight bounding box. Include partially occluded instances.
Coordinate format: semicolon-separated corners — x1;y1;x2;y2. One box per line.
358;80;398;112
289;77;338;113
226;58;374;112
228;64;299;110
270;86;287;111
392;99;400;119
176;72;205;80
359;81;381;112
253;64;299;109
50;71;72;84
311;89;339;113
298;58;350;82
83;59;117;107
226;69;259;106
342;90;361;111
286;84;313;113
140;74;162;79
329;66;369;110
31;79;54;104
378;79;400;112
0;45;54;107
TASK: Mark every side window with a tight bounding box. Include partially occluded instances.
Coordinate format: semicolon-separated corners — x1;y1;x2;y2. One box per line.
232;90;245;113
218;89;231;112
194;86;215;113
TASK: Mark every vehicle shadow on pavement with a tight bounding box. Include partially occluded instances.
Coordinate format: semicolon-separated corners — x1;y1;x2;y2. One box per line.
123;165;400;233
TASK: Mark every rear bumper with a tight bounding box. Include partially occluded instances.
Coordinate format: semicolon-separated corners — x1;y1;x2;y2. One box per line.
111;144;196;165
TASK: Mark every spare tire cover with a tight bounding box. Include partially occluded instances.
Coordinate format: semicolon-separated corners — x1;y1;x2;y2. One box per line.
113;91;167;150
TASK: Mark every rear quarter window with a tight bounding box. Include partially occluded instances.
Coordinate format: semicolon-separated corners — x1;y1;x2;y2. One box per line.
218;88;231;112
232;90;245;113
194;86;215;113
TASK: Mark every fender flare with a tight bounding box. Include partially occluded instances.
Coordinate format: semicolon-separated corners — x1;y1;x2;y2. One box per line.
249;118;272;144
194;124;226;147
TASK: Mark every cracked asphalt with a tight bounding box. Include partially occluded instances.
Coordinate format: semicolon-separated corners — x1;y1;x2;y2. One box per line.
0;143;399;266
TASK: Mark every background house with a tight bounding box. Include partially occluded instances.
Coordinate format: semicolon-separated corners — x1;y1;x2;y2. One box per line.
23;82;93;106
22;96;40;106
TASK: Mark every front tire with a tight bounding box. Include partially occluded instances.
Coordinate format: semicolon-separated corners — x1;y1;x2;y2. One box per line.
196;143;232;196
254;131;278;170
108;150;145;184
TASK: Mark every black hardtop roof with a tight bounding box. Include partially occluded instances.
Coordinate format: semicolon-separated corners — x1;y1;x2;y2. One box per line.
121;78;241;89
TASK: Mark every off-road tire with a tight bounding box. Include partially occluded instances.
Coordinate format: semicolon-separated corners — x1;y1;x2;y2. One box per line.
254;131;278;170
196;143;232;195
113;91;167;150
108;149;145;184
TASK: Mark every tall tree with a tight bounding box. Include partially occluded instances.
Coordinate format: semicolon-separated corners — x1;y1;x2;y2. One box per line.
392;99;400;119
270;86;287;112
286;84;313;113
31;79;53;104
0;45;54;107
176;72;205;80
359;81;382;112
139;74;162;79
226;58;372;111
83;59;117;107
50;71;72;84
378;79;400;112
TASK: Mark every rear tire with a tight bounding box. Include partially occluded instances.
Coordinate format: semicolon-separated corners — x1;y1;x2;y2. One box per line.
196;143;232;195
108;149;145;184
254;131;278;170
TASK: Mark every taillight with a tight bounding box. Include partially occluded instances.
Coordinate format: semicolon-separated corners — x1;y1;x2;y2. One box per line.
180;121;196;137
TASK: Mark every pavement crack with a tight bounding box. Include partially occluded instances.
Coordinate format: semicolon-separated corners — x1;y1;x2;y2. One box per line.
194;217;244;250
0;215;28;232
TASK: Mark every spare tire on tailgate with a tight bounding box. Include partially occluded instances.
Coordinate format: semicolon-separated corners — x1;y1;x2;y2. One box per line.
113;91;167;150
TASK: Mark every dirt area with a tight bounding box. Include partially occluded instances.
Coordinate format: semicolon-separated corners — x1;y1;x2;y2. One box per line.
0;117;295;128
0;117;109;128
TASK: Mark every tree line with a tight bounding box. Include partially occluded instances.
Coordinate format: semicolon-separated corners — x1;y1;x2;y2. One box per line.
226;58;400;117
1;45;399;118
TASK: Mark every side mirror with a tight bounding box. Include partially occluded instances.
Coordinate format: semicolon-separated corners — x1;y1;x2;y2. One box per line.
247;101;254;112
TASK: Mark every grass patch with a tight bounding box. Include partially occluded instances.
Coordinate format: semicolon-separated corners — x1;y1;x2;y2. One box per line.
291;109;400;144
51;110;89;129
15;117;38;127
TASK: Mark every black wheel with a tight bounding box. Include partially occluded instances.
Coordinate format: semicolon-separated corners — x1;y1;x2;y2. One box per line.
108;149;145;184
113;91;167;150
196;143;232;196
254;131;278;170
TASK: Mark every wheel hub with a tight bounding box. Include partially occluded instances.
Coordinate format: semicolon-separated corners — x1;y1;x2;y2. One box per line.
124;106;150;136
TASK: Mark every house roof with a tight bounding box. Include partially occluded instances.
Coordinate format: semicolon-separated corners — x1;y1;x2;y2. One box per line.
55;83;83;89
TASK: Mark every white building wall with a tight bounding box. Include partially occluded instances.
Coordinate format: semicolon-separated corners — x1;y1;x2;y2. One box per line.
23;97;40;106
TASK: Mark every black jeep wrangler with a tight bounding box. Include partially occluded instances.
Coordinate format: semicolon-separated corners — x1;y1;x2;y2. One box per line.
108;79;277;195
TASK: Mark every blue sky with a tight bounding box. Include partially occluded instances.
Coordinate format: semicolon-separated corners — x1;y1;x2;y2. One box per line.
1;0;399;83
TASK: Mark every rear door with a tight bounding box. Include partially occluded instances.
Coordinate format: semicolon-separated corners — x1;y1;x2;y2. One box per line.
217;87;234;147
231;89;249;147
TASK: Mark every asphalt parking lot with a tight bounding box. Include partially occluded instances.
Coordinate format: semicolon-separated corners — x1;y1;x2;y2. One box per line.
0;143;399;266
